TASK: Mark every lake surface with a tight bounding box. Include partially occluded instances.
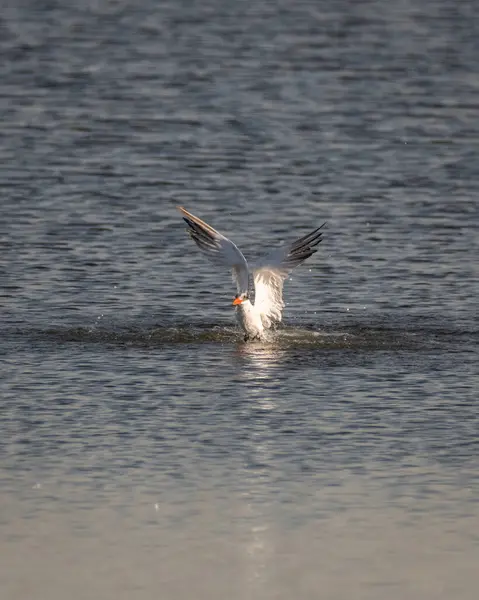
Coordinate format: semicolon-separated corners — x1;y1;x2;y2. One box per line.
1;1;478;598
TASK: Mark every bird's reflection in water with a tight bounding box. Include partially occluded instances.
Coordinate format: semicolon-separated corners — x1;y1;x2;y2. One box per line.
233;341;287;410
234;338;287;371
229;343;284;591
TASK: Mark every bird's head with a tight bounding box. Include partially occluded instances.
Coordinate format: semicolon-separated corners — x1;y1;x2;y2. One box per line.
232;292;249;306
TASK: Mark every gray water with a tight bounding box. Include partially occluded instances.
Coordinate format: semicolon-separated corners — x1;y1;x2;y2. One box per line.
1;1;479;598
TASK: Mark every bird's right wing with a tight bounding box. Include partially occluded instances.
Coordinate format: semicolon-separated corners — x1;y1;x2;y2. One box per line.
177;207;250;294
253;224;326;327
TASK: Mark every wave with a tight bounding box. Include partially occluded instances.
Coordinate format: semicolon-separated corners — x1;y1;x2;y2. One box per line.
4;321;465;351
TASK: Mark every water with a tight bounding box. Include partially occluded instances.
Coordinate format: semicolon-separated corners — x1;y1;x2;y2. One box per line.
1;1;479;598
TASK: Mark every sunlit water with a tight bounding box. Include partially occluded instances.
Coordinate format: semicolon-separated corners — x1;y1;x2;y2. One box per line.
1;0;479;599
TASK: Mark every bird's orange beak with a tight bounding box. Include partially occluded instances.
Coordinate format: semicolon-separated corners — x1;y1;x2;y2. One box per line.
232;297;243;305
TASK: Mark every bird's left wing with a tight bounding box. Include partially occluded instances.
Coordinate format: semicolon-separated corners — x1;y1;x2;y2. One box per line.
177;206;250;294
253;223;326;327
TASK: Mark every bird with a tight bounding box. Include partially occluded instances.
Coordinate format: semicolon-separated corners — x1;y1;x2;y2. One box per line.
177;207;326;341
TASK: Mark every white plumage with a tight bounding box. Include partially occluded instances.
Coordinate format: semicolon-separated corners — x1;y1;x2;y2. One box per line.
178;207;325;341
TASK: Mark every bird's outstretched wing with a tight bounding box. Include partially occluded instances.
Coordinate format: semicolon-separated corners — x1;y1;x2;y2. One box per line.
253;224;326;327
177;207;250;294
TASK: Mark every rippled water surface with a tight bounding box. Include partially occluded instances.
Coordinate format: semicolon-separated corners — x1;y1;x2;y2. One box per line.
1;1;479;598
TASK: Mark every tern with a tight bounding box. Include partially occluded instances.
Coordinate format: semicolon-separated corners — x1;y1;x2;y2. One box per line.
178;207;326;341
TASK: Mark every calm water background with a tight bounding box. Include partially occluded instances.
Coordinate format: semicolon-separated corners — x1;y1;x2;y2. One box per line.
1;0;479;598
